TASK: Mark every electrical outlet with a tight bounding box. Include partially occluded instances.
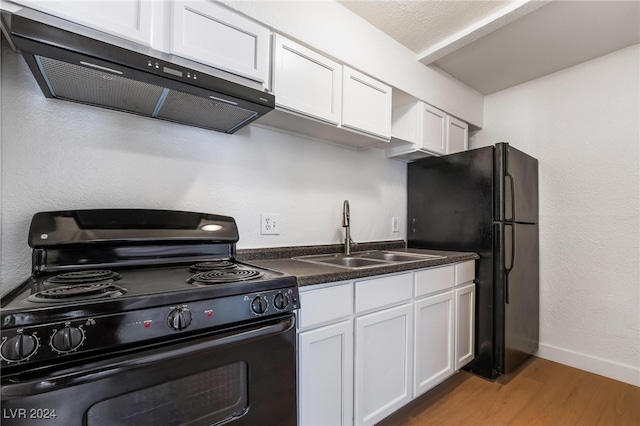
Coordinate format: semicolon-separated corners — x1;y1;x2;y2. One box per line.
392;216;400;233
261;214;280;235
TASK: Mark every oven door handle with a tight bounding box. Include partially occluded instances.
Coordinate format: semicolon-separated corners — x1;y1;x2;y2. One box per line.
2;315;295;398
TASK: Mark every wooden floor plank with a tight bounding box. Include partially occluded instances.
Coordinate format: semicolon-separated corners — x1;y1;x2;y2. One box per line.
377;357;640;426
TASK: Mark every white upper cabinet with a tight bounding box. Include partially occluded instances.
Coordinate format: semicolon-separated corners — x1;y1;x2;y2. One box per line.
272;34;342;124
386;99;469;161
9;0;271;84
171;0;271;83
342;66;392;139
259;33;392;149
446;115;469;154
421;103;447;154
9;0;155;45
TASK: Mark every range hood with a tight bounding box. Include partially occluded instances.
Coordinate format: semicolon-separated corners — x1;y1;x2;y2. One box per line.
5;8;275;133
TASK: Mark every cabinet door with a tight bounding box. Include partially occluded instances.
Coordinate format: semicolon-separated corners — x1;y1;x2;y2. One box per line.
415;265;454;297
355;272;413;314
171;0;270;83
446;116;469;154
298;283;353;331
12;0;154;45
455;283;475;370
299;321;353;426
455;260;475;286
421;103;447;154
413;291;454;397
355;303;412;426
273;34;342;125
342;66;391;139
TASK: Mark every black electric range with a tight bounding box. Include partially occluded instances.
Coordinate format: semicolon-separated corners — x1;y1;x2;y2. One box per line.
0;209;299;372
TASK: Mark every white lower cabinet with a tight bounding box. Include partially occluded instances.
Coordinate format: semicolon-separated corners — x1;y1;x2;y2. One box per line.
297;260;476;426
299;320;353;426
455;283;475;370
298;282;353;426
454;261;476;371
413;290;454;397
354;303;413;426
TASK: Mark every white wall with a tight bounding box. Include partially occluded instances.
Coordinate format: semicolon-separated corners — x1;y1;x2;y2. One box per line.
471;44;640;386
0;43;407;292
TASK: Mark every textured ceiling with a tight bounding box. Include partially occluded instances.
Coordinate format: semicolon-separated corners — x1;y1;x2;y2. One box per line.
433;0;640;94
338;0;640;95
338;0;510;54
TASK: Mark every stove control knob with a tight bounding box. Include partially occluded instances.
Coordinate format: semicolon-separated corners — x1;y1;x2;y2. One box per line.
251;296;267;314
168;307;192;331
273;293;289;310
1;333;39;361
51;326;84;353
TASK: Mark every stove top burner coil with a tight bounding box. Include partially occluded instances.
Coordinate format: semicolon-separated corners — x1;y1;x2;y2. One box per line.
189;260;238;272
46;270;122;285
27;283;126;303
187;269;264;285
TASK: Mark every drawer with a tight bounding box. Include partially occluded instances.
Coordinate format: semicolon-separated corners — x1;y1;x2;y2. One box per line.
415;265;455;297
355;273;413;314
455;260;475;286
298;282;353;330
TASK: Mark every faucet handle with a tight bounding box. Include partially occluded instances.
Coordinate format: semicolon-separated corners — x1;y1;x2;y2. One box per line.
342;200;350;227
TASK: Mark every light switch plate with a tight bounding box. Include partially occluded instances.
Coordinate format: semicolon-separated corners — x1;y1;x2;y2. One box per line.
392;216;400;233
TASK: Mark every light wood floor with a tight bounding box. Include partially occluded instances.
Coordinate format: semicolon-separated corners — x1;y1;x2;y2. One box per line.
378;357;640;426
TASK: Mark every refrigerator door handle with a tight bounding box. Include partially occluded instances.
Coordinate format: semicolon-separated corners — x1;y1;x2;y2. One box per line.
505;172;515;221
505;223;515;304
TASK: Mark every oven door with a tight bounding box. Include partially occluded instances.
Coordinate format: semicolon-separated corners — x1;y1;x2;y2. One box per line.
1;315;296;426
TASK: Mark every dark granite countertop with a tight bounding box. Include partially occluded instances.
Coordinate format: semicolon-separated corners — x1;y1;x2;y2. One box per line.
236;241;479;287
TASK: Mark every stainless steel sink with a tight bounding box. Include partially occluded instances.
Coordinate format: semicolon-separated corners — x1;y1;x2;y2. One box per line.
300;255;384;268
293;250;445;269
355;251;445;262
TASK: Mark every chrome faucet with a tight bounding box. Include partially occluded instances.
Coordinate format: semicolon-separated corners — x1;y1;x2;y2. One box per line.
342;200;355;255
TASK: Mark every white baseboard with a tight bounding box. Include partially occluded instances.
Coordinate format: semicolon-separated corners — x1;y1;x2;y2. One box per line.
537;343;640;387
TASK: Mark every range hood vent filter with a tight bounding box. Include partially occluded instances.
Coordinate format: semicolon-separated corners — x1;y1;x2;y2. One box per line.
36;56;257;132
8;8;275;134
38;56;164;116
157;90;257;133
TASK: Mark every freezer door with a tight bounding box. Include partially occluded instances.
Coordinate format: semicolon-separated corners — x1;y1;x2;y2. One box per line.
495;143;539;224
495;222;540;374
408;146;494;251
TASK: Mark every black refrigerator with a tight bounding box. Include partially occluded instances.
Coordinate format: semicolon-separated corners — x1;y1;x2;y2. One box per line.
407;142;539;380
